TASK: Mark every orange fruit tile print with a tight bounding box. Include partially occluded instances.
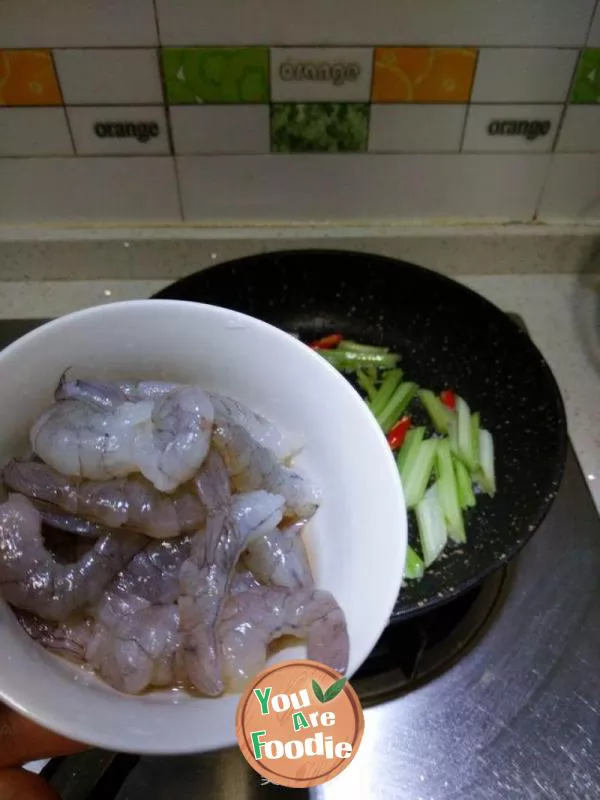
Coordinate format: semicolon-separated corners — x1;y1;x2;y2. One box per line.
372;47;477;103
0;50;62;106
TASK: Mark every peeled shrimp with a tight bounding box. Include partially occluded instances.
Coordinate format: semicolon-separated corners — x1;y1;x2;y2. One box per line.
209;393;303;462
74;379;303;460
86;590;182;693
31;379;214;492
17;610;94;662
19;593;183;694
219;585;349;691
4;460;206;539
38;508;105;538
0;494;145;621
212;418;320;519
179;451;285;695
244;519;315;590
115;534;192;605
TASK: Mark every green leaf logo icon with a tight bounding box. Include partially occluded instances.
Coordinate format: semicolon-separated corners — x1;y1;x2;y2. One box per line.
312;677;347;703
312;679;325;703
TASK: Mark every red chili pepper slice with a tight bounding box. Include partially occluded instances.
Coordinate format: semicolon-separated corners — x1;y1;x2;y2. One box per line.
441;389;456;410
309;333;343;349
386;416;411;450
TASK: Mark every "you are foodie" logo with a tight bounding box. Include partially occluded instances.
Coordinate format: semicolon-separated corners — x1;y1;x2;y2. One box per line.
236;659;364;788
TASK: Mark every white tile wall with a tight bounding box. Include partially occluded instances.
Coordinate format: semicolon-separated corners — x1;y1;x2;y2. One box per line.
156;0;597;47
0;158;179;223
177;154;550;222
538;154;600;219
67;107;170;155
369;106;466;153
270;48;373;103
471;49;579;103
170;106;269;154
556;106;600;152
0;109;73;156
54;49;163;105
587;2;600;46
463;105;563;152
0;0;157;48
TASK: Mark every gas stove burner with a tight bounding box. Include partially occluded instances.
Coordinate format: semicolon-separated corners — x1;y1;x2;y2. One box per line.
354;565;511;706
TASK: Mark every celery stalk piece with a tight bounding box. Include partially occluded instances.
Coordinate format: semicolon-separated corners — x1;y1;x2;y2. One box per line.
471;411;481;471
356;368;377;401
404;545;425;580
419;389;454;434
435;439;466;543
318;349;399;371
338;340;390;355
476;429;496;497
456;396;476;470
369;368;403;417
401;438;438;509
396;427;426;473
416;483;448;567
454;457;476;509
379;381;418;432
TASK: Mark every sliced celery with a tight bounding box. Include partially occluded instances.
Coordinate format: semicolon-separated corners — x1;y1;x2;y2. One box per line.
436;439;466;543
476;429;496;497
419;389;454;434
471;411;481;471
456;396;476;470
401;438;438;509
338;340;390;355
404;545;425;580
396;426;426;473
318;349;400;371
356;368;378;401
369;368;403;417
454;457;476;509
379;381;418;432
416;483;448;567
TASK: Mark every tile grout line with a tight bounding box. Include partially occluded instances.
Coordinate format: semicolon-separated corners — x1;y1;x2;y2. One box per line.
531;7;596;221
49;49;77;156
152;0;184;221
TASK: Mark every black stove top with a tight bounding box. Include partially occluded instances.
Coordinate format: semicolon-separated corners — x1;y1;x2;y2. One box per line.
1;317;598;800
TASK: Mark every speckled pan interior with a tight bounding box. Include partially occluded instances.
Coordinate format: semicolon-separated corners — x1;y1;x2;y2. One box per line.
154;249;568;622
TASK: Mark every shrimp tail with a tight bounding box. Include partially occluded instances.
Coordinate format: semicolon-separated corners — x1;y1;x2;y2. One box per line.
55;374;128;410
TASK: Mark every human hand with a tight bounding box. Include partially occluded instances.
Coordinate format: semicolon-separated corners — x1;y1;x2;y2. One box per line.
0;703;88;799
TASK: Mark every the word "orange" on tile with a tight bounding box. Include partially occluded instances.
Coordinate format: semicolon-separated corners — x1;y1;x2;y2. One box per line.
0;50;62;106
372;47;477;103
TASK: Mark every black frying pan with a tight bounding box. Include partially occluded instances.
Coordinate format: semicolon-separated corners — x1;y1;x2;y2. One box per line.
153;250;567;621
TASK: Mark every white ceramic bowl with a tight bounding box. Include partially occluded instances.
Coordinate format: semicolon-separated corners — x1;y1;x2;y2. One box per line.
0;299;406;755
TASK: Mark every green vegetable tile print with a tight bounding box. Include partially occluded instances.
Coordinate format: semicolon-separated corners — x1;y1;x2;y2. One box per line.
571;49;600;103
271;103;369;153
162;48;269;104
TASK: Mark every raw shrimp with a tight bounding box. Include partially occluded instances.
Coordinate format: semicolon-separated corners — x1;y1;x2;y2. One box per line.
60;377;304;462
243;519;315;590
212;418;320;519
31;379;214;492
115;534;192;605
0;494;145;621
209;393;303;462
17;610;94;662
219;585;349;691
38;508;105;538
19;593;183;694
231;569;262;594
86;590;182;694
179;450;285;695
4;460;206;539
